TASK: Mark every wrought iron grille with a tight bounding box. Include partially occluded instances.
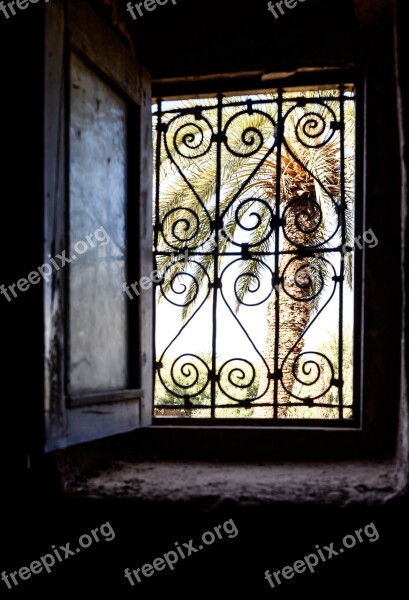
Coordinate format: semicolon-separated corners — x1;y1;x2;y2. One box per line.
153;86;357;421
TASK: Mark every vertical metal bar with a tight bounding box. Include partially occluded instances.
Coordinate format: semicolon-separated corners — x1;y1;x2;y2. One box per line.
273;90;283;418
153;100;162;413
338;85;346;419
211;94;223;418
154;100;162;250
353;79;364;428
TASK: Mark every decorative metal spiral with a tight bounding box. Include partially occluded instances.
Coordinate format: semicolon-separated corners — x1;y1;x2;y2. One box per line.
160;260;209;307
224;109;276;157
222;258;274;307
166;113;214;159
281;257;329;302
283;351;335;401
282;195;323;247
157;354;209;398
161;207;210;251
293;105;337;149
218;358;257;402
225;197;276;248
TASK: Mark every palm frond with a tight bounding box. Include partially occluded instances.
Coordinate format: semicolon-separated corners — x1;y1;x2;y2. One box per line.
154;90;356;319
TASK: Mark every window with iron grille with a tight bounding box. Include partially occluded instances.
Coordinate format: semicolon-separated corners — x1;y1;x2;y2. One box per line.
153;85;359;425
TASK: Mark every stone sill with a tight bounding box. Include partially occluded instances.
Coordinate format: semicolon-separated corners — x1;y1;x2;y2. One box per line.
64;459;405;506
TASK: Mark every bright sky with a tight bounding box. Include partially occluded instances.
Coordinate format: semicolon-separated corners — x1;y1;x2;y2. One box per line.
155;251;355;365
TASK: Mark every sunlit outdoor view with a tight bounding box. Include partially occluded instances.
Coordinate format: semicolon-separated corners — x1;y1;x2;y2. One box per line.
153;87;356;420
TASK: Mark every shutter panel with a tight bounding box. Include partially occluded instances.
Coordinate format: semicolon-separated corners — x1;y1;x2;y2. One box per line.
44;0;152;450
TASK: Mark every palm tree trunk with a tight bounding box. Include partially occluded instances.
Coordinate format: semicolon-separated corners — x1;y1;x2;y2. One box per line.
254;194;316;417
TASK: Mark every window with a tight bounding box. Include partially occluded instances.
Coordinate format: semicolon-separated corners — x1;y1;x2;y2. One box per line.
41;0;403;469
153;86;360;425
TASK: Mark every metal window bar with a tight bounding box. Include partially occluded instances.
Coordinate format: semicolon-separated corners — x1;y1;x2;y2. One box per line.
153;86;357;423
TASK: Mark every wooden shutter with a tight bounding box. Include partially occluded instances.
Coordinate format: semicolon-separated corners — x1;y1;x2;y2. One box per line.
44;0;153;450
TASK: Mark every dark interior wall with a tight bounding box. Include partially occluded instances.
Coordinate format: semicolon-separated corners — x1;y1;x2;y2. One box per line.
0;5;45;482
1;495;408;596
91;0;362;78
0;0;408;596
141;0;361;79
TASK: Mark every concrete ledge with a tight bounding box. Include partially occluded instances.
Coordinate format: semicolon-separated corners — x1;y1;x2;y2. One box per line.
64;459;405;506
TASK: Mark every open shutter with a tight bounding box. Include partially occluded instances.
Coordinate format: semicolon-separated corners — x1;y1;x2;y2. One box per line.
44;0;153;450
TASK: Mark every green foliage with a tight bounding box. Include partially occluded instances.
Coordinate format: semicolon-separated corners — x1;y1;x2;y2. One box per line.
287;327;353;419
155;352;260;418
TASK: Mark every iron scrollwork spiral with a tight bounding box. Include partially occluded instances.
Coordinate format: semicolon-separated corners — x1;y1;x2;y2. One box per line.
227;197;276;248
281;257;333;302
224;110;276;157
282;351;335;402
161;207;202;250
160;260;210;308
282;194;323;248
226;258;275;307
218;358;257;403
294;105;338;149
166;113;214;160
158;354;210;399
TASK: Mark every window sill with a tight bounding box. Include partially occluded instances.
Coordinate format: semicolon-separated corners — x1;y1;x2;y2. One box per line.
63;458;404;507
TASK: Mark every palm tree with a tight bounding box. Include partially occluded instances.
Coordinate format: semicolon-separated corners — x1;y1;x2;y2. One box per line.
248;100;355;416
154;89;355;417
